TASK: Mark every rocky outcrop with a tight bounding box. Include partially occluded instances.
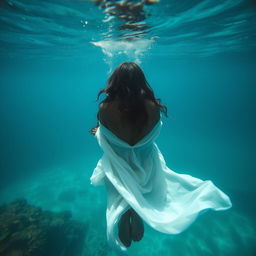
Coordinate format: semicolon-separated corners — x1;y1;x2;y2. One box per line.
0;199;86;256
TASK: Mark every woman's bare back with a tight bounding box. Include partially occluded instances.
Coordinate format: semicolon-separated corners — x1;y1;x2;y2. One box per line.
98;99;160;146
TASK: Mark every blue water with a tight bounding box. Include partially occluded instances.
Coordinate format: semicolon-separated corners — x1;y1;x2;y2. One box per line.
0;0;256;255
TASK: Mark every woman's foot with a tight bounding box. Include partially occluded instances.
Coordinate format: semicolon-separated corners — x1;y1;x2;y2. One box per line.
118;209;132;247
130;209;144;241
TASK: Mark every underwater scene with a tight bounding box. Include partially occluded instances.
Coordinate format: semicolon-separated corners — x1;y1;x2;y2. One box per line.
0;0;256;255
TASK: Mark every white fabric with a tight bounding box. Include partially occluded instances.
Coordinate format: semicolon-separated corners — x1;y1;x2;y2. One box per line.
90;116;232;255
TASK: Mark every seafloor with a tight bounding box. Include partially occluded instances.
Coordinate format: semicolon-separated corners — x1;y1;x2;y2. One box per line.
1;156;255;256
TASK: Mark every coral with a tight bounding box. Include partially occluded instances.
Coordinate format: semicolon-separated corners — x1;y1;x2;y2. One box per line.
0;199;86;256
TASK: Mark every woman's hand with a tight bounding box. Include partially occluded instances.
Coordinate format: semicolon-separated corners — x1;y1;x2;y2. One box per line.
91;127;98;135
90;125;99;135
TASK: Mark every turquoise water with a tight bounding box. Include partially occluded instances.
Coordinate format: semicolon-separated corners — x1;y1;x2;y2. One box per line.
0;0;256;255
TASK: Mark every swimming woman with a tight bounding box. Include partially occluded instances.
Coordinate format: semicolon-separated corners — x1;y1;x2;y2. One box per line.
90;62;231;253
90;62;168;247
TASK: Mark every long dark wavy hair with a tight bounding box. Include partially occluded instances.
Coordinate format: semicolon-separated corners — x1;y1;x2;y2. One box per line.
89;62;168;134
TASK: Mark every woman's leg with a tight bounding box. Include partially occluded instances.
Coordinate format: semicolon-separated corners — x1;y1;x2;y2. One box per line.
130;209;144;241
118;209;132;247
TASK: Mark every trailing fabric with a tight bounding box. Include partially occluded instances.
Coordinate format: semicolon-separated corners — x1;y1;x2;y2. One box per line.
90;115;232;255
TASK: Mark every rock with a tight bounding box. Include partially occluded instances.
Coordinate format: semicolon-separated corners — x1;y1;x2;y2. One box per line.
0;199;87;256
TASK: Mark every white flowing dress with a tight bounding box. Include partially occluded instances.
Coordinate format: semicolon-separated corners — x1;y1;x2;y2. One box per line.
90;116;232;255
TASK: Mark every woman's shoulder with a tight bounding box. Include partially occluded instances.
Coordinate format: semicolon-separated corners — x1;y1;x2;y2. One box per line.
144;99;160;117
144;98;159;108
